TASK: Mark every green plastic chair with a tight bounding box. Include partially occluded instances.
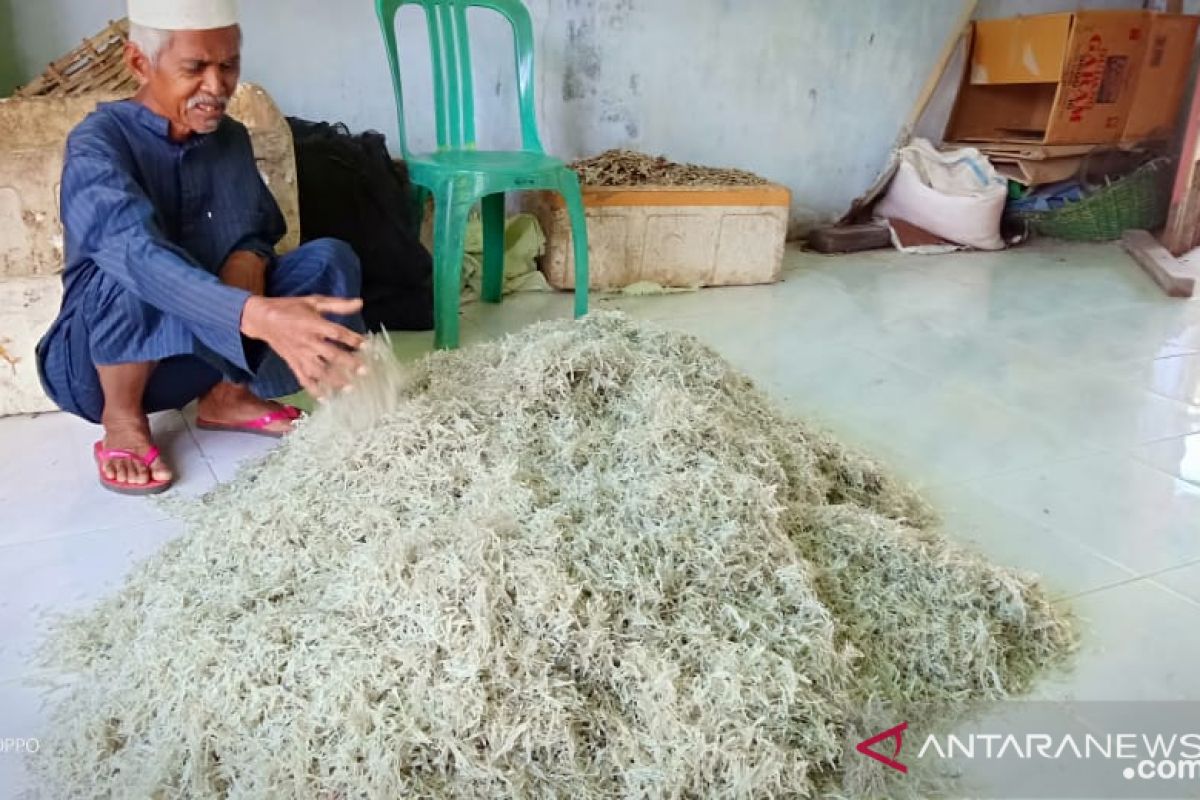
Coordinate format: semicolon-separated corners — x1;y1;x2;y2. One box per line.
375;0;590;349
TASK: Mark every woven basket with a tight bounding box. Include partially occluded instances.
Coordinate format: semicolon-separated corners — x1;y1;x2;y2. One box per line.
1008;157;1172;241
15;18;137;98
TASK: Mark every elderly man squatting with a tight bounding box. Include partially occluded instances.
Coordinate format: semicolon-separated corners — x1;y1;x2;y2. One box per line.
37;0;366;495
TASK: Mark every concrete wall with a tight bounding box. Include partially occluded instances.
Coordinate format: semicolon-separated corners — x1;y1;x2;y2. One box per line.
0;1;20;95
5;0;1170;229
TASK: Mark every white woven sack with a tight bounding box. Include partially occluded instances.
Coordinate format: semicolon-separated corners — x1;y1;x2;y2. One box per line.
875;138;1007;251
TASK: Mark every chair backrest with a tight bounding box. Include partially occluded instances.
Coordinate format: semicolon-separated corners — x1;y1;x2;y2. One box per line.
375;0;544;157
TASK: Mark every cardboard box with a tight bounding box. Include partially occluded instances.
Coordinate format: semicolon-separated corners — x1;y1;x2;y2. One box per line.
949;11;1196;146
1122;13;1200;142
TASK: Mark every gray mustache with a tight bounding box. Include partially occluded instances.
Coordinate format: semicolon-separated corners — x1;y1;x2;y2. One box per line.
187;94;228;110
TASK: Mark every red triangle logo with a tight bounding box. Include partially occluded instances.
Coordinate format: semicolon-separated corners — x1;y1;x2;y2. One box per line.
855;721;909;774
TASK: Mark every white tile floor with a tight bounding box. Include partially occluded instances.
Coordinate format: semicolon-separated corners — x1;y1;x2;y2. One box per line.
2;240;1200;796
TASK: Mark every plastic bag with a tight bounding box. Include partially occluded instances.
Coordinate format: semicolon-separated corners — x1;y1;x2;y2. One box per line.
875;138;1007;251
461;213;550;300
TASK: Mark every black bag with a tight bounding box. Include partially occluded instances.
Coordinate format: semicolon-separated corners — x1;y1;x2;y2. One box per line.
287;118;433;331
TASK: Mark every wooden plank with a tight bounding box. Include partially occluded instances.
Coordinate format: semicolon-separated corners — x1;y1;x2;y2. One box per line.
1162;65;1200;255
840;0;978;223
807;222;892;254
902;0;981;140
1121;229;1196;297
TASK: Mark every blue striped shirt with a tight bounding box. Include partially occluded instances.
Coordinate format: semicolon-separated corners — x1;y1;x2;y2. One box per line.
42;99;285;372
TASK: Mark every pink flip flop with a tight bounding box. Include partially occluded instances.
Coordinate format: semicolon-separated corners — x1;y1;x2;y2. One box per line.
93;441;174;496
195;404;302;438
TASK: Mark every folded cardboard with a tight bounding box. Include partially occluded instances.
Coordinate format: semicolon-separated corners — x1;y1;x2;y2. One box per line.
950;142;1097;185
949;141;1152;186
948;11;1198;146
991;155;1084;185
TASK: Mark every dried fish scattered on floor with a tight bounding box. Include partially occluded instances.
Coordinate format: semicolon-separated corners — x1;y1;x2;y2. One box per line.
30;312;1074;799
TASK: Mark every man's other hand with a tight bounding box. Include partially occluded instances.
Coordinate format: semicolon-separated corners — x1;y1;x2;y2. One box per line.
240;295;366;397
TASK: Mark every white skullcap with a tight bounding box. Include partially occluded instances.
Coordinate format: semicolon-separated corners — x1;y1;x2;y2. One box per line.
128;0;238;30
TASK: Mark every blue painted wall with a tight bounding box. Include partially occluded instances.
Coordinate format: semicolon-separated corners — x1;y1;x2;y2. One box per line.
7;0;1158;229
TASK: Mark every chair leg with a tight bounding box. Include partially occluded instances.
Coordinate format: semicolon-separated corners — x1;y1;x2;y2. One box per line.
481;193;506;304
562;175;590;318
411;185;431;233
431;187;473;349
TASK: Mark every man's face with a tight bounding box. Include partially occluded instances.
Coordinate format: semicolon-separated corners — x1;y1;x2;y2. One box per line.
127;26;241;138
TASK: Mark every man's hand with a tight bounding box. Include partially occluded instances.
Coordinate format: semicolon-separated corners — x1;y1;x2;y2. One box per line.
220;251;269;296
240;295;366;397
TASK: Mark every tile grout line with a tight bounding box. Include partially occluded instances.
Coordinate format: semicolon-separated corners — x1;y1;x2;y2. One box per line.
0;515;182;554
1000;513;1172;592
179;408;221;486
1126;556;1200;582
1056;573;1163;604
1059;576;1200;611
1129;429;1200;448
862;338;1199;472
1144;580;1200;610
918;447;1113;494
982;308;1200;368
1055;555;1200;605
1075;349;1200;406
1123;435;1200;487
923;458;1174;587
